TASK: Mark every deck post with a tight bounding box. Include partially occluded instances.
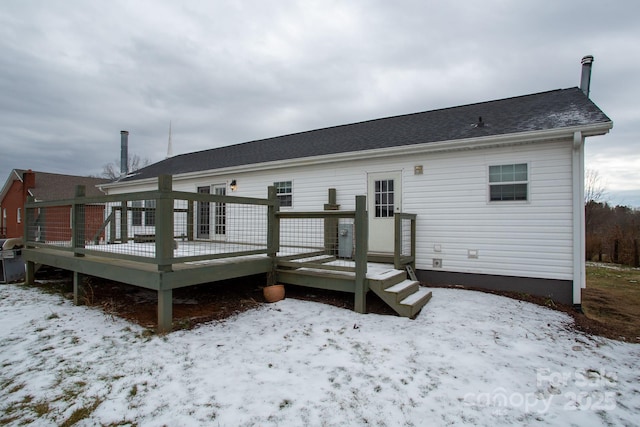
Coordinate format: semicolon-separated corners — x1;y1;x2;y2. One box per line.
24;195;35;285
158;288;173;333
156;175;174;272
267;186;279;286
72;185;86;257
73;271;86;305
394;214;401;269
410;216;417;270
109;208;117;243
120;202;128;243
354;195;368;313
25;261;35;285
186;200;194;241
324;188;340;255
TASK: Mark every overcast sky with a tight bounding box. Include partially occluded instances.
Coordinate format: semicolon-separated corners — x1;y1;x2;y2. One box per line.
1;1;639;206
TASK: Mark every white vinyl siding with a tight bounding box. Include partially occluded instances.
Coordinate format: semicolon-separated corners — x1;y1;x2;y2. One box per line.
405;141;572;280
105;139;575;282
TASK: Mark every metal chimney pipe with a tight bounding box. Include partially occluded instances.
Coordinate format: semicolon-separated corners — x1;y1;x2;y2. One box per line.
580;55;594;97
120;130;129;176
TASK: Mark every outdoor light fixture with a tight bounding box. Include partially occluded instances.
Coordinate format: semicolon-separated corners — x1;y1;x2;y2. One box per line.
230;180;237;191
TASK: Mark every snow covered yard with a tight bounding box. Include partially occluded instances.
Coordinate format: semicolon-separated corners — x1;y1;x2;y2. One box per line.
1;284;638;426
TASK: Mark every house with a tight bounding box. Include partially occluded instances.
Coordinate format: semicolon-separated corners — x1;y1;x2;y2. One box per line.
100;57;612;308
0;169;110;241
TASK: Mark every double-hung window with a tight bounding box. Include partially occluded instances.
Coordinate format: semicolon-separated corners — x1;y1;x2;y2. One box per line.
145;200;156;226
274;181;292;208
131;200;143;226
489;163;528;201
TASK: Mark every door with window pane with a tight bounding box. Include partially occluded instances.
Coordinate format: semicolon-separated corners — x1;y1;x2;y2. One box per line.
196;186;210;239
367;171;402;252
213;185;226;238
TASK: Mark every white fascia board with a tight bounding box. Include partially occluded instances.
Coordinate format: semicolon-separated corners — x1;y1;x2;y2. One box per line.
102;122;613;191
0;169;25;202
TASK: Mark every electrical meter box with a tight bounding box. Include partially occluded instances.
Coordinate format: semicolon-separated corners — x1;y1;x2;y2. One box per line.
338;224;353;259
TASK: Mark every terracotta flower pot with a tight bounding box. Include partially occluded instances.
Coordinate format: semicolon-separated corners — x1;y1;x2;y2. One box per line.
263;284;285;303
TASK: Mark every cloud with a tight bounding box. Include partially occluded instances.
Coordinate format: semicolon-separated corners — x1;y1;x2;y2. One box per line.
0;0;638;201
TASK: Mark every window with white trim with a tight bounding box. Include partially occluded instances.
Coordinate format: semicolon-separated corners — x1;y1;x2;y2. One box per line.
489;163;528;201
17;208;22;223
145;200;156;226
274;181;292;207
131;200;143;226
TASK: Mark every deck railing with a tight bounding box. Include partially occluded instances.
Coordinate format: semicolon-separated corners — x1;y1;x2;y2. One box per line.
24;175;278;271
275;195;369;312
24;175;414;308
395;213;417;270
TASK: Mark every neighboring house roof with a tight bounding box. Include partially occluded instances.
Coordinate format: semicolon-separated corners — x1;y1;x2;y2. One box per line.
0;170;109;202
119;87;612;182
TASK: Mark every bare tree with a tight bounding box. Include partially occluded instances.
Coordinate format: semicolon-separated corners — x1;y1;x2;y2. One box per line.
102;154;150;180
584;169;606;204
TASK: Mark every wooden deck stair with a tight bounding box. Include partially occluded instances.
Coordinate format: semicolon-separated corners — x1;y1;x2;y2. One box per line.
277;264;432;318
367;268;432;319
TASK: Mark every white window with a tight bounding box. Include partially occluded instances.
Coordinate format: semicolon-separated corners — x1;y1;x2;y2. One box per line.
145;200;156;226
131;200;143;226
17;207;21;223
374;179;395;218
489;163;528;201
274;181;292;207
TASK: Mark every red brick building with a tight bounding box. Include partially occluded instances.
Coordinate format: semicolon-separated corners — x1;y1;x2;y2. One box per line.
0;169;110;240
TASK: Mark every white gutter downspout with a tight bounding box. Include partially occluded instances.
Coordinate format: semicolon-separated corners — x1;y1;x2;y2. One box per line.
572;131;585;307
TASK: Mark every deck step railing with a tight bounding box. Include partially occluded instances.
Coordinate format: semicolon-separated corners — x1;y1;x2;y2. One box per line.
395;212;417;270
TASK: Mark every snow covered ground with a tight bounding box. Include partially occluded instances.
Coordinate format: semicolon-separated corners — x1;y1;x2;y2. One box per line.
1;283;638;426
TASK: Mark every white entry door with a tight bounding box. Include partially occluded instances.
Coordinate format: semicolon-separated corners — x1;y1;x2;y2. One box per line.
367;171;402;253
213;184;226;239
196;184;226;240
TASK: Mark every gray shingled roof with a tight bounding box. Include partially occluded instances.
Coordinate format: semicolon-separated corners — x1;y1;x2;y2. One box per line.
121;87;611;182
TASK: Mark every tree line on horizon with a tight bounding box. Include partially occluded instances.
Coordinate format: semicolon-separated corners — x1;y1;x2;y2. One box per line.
585;172;640;267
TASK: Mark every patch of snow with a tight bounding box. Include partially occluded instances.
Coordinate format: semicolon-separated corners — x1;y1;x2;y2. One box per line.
0;284;638;426
587;261;640;271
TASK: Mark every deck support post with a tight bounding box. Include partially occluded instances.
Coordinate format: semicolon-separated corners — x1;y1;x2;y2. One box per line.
120;202;128;243
267;186;279;286
394;214;401;269
25;261;35;285
354;195;368;313
186;200;194;241
109;208;117;243
324;188;340;255
73;271;86;305
72;185;86;257
156;175;174;272
157;288;173;333
24;196;35;285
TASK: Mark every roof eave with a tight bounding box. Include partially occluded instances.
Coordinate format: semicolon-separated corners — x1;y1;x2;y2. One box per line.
102;121;613;190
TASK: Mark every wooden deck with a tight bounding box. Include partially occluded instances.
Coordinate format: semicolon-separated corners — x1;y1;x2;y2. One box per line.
22;175;428;332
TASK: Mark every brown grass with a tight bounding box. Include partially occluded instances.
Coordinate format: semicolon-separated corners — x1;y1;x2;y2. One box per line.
583;263;640;343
